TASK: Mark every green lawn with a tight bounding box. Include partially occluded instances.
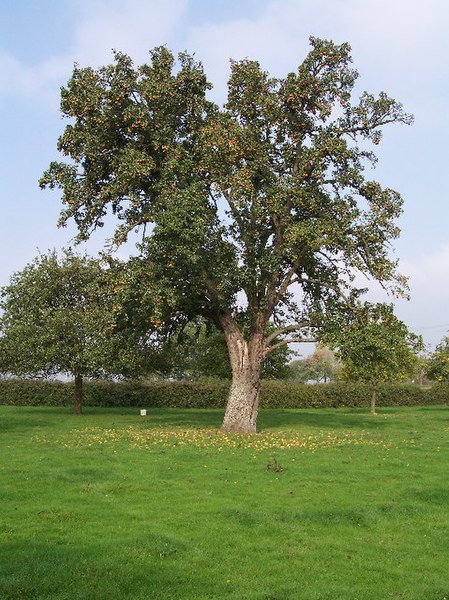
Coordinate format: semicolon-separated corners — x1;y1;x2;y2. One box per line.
1;405;448;600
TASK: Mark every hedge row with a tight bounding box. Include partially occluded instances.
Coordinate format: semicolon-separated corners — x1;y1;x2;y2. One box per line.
0;378;448;409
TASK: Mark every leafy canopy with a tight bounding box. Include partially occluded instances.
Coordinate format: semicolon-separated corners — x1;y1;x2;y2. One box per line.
289;346;340;383
426;336;449;382
157;320;292;380
40;39;411;347
0;251;139;379
326;303;423;386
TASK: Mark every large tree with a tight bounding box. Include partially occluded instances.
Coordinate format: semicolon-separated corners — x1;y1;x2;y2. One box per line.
0;251;145;413
40;38;411;432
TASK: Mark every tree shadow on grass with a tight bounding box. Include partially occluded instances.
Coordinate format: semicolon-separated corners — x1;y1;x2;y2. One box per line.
0;405;95;436
3;404;444;435
0;412;63;434
136;408;225;429
98;406;391;432
99;407;385;432
77;406;417;432
257;408;393;431
0;538;214;600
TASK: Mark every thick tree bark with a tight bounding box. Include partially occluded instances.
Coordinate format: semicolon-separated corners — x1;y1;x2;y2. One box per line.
74;374;83;415
370;388;377;415
220;315;265;434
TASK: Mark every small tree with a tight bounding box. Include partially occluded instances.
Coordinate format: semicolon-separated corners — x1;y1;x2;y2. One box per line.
40;39;411;432
426;336;449;382
327;303;423;414
0;251;138;413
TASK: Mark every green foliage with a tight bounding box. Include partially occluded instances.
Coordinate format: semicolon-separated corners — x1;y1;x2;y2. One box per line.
187;327;233;379
288;346;340;382
0;378;446;409
426;336;449;381
326;303;423;387
287;358;312;383
409;354;430;386
162;321;292;380
0;251;114;379
260;381;441;409
0;379;71;406
0;251;164;409
40;39;412;369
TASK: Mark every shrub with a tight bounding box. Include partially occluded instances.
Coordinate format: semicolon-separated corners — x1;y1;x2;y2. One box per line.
0;379;71;406
0;378;447;410
260;381;434;408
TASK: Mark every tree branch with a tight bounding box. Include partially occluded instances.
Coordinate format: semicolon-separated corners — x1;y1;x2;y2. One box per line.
267;252;305;317
338;116;410;140
201;272;226;306
265;337;317;355
265;322;308;345
263;214;284;316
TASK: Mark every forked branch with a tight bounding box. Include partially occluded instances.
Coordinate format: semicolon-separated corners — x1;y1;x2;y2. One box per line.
265;336;317;355
265;323;308;345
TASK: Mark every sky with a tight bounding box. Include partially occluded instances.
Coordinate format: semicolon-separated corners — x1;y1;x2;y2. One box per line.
0;0;448;350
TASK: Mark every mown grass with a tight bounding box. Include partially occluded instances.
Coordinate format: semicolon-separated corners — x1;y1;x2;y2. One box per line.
1;405;448;599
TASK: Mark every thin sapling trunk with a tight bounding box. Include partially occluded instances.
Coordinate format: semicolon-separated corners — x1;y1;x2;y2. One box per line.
370;387;377;415
74;373;83;415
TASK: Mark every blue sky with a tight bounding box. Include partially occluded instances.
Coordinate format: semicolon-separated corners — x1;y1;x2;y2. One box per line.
0;0;448;349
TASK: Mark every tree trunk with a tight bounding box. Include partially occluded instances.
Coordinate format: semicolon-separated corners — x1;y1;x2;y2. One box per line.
370;387;377;415
74;374;83;415
220;316;265;434
418;369;424;387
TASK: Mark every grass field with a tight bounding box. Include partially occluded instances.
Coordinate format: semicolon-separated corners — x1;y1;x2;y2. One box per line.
1;405;448;600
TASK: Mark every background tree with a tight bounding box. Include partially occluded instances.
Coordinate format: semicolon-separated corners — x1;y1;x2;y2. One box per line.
287;357;314;383
411;354;429;386
327;303;423;414
40;39;411;432
426;336;449;382
0;251;145;413
289;345;340;383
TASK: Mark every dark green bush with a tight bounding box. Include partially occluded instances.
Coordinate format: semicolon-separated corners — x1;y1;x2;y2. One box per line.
83;379;230;408
0;379;71;406
0;378;447;409
260;381;435;408
0;379;231;409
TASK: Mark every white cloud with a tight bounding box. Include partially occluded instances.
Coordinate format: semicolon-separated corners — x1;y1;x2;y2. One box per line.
2;0;447;108
0;0;187;103
304;244;449;350
395;246;449;348
401;245;449;286
342;0;449;77
0;52;44;96
187;0;449;103
72;0;188;66
186;2;313;100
